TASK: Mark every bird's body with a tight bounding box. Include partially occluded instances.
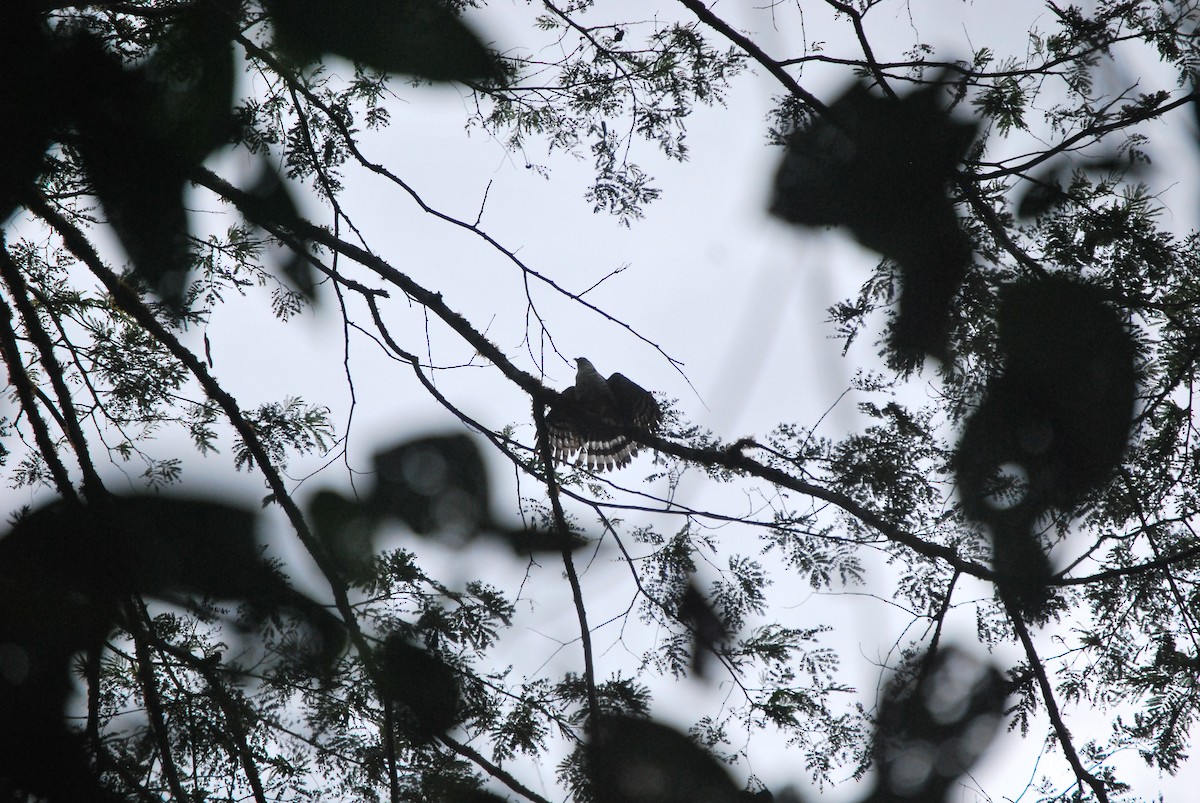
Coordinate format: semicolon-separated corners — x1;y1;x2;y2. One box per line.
544;358;662;471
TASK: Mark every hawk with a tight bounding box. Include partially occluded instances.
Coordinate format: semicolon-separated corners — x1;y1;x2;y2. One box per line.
544;357;662;471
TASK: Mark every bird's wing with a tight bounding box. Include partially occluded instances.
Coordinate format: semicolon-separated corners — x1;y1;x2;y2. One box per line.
544;386;583;457
607;373;662;432
544;374;659;472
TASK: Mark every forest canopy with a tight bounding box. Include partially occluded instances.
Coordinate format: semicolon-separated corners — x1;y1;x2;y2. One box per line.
2;1;1200;802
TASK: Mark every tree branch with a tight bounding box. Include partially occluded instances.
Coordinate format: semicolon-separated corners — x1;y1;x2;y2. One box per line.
532;401;601;728
0;245;106;497
821;0;896;99
28;192;395;707
1006;600;1109;803
235;33;686;379
142;631;271;803
970;92;1197;181
127;608;189;802
676;0;829;116
194;166;984;587
0;281;78;501
438;733;555;803
644;433;991;580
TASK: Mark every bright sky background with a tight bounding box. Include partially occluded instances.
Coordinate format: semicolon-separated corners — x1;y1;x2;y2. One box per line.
7;1;1198;800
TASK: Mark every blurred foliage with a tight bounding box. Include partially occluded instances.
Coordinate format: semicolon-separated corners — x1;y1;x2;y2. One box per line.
770;81;978;371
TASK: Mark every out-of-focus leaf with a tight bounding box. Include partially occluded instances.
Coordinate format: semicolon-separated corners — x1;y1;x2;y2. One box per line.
1016;169;1068;219
982;504;1054;614
0;494;345;801
63;37;191;309
769;81;976;229
371;434;491;537
503;526;588;553
246;164;316;298
955;278;1135;614
0;500;148;803
586;714;741;803
310;489;378;583
770;80;978;370
377;632;460;739
867;646;1005;803
145;0;237;164
267;0;498;83
741;790;806;803
105;495;259;594
0;2;58;222
957;278;1136;512
1017;151;1140;221
1;495;344;660
60;2;236;310
336;434;561;558
438;786;512;803
678;582;728;678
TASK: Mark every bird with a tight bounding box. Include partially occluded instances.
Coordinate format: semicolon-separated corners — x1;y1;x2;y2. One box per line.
544;357;662;471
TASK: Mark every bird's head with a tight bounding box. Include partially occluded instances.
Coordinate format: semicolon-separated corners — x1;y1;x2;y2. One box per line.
574;357;601;384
